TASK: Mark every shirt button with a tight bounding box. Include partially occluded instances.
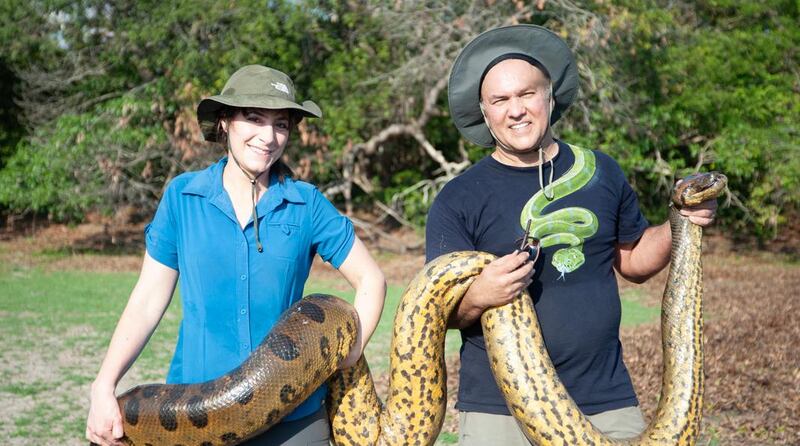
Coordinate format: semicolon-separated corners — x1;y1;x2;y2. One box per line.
240;274;246;280
240;308;247;315
242;343;249;350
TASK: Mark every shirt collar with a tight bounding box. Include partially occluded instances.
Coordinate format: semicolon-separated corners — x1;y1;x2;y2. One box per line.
182;157;306;210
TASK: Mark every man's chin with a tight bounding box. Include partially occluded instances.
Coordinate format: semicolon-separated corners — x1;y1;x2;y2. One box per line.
498;141;538;154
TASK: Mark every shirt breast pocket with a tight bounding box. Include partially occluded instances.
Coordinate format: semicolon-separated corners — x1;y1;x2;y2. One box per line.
263;222;306;261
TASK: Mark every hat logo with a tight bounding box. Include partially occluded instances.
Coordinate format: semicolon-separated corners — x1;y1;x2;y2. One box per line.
271;82;290;95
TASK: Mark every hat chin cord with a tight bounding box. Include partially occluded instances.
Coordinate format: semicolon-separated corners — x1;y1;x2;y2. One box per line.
480;90;556;201
228;146;268;253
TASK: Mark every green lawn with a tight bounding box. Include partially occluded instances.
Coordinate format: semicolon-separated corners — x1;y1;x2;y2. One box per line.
0;263;659;445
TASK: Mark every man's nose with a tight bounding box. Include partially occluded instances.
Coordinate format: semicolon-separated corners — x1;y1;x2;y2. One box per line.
507;97;526;119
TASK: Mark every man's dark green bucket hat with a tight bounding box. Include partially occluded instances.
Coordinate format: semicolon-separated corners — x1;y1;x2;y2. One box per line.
197;65;322;142
448;24;579;148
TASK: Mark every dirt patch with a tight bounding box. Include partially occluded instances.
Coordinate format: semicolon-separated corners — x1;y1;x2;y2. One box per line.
623;254;800;445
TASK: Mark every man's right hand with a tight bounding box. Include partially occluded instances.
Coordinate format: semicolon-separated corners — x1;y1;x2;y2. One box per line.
448;250;535;328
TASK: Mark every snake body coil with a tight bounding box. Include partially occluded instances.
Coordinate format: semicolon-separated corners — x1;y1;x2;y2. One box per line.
101;172;726;446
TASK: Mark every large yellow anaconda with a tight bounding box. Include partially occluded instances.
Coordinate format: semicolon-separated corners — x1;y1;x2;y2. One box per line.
96;172;726;446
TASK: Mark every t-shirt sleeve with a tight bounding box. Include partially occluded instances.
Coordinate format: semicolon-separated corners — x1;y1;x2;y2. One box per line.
425;186;475;262
616;172;650;244
144;183;179;270
311;188;355;269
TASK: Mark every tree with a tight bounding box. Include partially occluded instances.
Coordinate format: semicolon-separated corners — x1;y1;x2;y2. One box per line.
0;0;797;243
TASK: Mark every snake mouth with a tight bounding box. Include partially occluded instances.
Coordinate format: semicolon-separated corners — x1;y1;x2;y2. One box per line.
673;172;728;207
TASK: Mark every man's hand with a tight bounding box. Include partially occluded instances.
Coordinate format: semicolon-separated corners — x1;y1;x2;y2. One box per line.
679;198;718;227
675;177;720;227
449;250;535;328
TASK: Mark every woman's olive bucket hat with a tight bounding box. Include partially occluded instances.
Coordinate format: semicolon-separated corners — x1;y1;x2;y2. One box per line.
448;25;579;148
197;65;322;142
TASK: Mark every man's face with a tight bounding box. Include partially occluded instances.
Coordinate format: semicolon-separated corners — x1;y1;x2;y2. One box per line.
480;59;553;154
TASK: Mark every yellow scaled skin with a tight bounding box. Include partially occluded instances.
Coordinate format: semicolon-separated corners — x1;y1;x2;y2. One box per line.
328;172;725;446
328;254;488;445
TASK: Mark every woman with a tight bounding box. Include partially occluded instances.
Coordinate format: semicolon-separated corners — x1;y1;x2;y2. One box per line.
86;65;387;446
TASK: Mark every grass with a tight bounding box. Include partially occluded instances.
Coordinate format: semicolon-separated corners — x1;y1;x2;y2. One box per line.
620;288;661;326
0;264;659;445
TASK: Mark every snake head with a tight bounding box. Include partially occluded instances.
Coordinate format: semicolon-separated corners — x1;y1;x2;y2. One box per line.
671;172;728;208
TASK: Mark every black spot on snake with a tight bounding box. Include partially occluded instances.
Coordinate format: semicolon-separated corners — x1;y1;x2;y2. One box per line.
265;332;300;361
199;380;216;394
320;335;331;357
159;402;178;431
280;384;297;404
186;395;208;428
220;432;240;443
168;385;186;399
236;382;255;405
123;397;140;426
265;408;281;426
141;385;158;398
298;301;326;323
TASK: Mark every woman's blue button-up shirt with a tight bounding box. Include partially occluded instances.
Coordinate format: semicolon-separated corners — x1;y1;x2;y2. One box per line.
144;157;355;421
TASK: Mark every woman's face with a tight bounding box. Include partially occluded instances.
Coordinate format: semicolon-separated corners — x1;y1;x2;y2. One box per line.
221;108;291;177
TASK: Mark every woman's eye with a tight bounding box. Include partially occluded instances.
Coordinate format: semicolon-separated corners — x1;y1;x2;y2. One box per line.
246;114;261;123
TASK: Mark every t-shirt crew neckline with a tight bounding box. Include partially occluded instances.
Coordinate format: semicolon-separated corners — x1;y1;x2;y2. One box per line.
485;140;566;174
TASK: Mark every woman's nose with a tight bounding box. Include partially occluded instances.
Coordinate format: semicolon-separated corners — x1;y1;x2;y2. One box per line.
256;126;277;145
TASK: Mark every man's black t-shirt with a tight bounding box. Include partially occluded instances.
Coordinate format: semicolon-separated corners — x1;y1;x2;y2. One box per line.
425;140;649;415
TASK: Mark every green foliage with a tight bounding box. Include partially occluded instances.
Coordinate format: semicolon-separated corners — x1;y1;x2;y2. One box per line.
0;90;169;219
0;0;797;239
0;60;22;169
565;0;800;237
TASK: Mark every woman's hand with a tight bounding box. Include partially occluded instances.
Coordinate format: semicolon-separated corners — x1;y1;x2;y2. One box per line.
338;310;363;369
86;382;125;446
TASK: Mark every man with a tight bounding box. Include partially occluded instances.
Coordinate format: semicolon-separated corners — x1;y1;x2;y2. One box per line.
425;25;717;445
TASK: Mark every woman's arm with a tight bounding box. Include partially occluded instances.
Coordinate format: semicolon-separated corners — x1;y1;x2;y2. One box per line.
335;237;387;368
86;252;179;446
